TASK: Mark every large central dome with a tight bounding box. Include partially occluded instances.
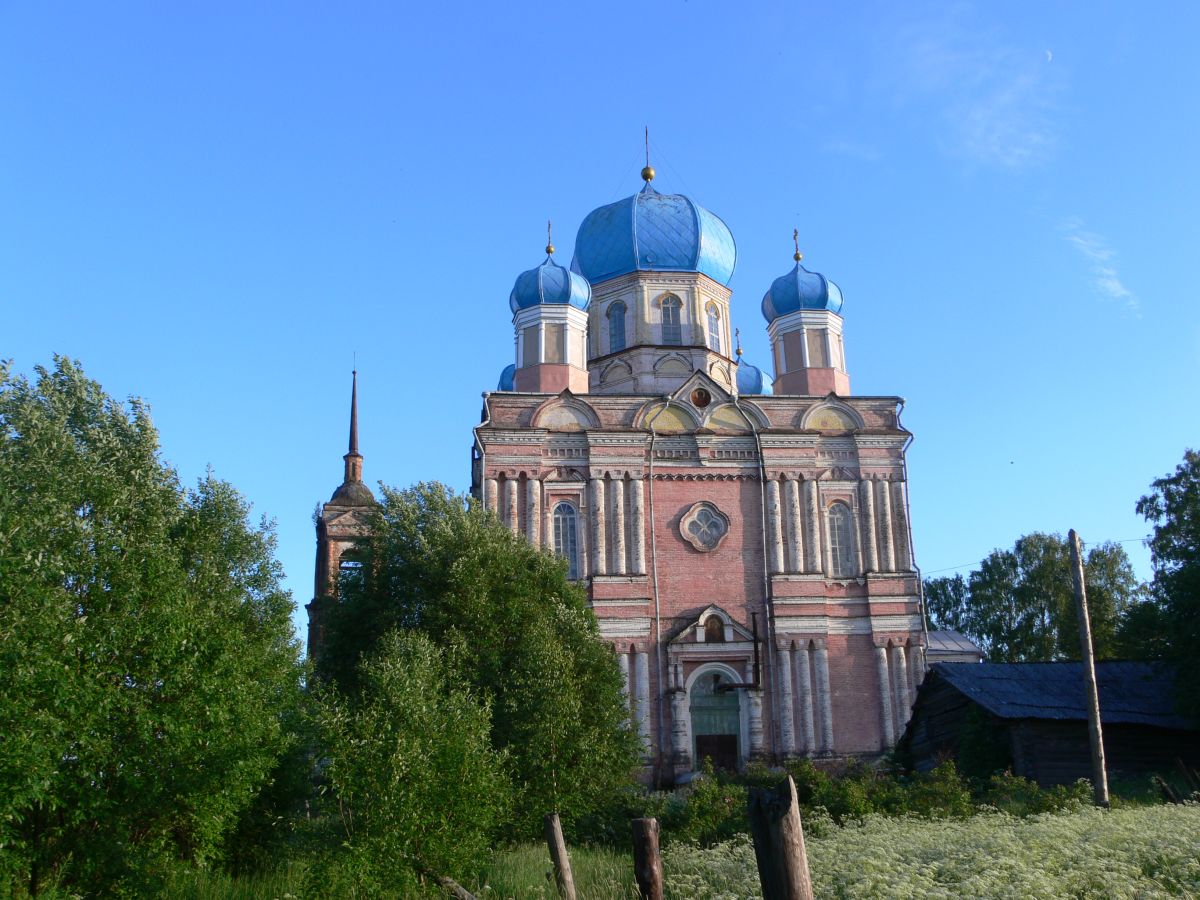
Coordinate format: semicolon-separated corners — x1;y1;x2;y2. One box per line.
571;183;736;286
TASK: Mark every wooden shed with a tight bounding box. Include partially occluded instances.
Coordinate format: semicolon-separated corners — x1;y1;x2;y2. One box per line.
899;661;1200;786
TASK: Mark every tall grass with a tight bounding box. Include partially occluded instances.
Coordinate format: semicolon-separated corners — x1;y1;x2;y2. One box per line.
160;860;308;899
474;844;638;899
157;804;1200;898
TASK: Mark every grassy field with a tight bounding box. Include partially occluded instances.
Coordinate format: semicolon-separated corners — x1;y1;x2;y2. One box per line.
663;805;1200;899
165;804;1200;898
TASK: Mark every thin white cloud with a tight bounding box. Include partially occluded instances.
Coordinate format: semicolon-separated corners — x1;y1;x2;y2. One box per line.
822;139;883;163
1061;218;1140;314
887;13;1063;168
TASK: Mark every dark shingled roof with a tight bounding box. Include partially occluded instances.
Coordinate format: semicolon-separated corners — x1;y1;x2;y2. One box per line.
329;480;375;507
930;661;1193;731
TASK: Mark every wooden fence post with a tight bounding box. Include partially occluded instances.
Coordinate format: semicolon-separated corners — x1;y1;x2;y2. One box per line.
747;775;813;900
543;812;577;900
631;817;663;900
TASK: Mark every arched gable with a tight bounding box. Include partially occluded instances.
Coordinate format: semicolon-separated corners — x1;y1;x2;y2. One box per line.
703;401;770;433
531;394;600;432
801;400;863;432
653;353;693;376
599;360;633;384
635;400;699;433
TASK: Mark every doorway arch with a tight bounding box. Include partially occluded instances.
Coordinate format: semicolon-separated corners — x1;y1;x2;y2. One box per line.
687;664;744;772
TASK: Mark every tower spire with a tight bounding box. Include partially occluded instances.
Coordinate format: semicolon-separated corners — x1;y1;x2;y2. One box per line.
793;228;803;263
344;369;363;484
641;126;655;183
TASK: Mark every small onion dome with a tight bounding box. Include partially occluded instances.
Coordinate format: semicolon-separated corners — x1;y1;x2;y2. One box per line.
761;262;844;323
509;255;591;314
736;359;773;396
497;363;516;391
329;479;374;506
571;184;736;286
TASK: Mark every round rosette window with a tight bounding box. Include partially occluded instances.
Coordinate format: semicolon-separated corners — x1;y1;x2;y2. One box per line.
680;501;730;552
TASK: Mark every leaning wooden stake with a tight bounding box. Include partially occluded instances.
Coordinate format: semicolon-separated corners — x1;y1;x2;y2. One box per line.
747;775;813;900
1069;528;1110;808
434;875;476;900
631;817;664;900
543;812;577;900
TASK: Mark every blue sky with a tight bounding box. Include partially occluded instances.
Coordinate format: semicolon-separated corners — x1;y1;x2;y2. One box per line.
4;1;1197;643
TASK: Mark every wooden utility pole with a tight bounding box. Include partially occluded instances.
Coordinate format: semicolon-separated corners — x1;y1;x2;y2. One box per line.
1069;528;1110;808
543;812;577;900
631;817;664;900
747;775;814;900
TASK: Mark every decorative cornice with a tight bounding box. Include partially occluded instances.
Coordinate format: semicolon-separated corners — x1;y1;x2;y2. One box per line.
653;472;760;481
597;617;652;638
773;612;923;635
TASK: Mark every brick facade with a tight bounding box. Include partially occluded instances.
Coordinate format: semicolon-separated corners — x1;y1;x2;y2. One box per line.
472;369;926;783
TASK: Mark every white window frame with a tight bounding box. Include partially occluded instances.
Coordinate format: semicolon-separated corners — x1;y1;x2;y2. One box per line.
553;501;580;580
662;296;682;346
827;501;855;577
607;301;627;353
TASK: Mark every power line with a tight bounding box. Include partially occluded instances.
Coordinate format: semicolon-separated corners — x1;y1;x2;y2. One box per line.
922;537;1150;577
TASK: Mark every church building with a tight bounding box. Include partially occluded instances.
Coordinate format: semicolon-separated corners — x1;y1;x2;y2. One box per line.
310;161;927;783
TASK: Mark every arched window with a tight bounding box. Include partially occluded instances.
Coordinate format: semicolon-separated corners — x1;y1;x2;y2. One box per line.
607;301;627;353
707;306;721;353
553;501;580;580
827;502;855;577
336;550;364;597
661;296;682;345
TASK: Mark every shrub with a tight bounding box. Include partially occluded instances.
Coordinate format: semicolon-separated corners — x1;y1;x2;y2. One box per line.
982;771;1090;816
311;630;509;894
658;764;748;846
892;760;975;818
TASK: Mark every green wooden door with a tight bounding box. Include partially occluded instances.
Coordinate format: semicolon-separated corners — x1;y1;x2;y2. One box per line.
690;671;740;770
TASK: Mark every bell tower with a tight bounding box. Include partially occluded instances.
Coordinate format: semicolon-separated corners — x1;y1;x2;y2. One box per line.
306;370;375;662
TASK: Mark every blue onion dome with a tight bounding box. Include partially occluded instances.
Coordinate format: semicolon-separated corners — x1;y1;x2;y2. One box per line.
761;260;844;323
497;363;516;391
571;183;737;286
736;359;773;396
509;253;591;314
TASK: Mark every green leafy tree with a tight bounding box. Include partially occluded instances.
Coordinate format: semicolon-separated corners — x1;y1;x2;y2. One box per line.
311;630;509;895
923;533;1140;662
924;573;968;632
1136;449;1200;721
318;482;639;835
0;358;304;894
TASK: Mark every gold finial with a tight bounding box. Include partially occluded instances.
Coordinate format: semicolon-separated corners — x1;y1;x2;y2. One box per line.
545;219;555;256
735;327;743;357
641;126;655;182
793;228;803;262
